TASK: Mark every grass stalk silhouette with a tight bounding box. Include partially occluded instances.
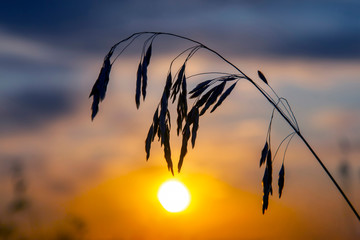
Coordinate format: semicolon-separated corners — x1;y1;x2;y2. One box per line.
89;32;360;220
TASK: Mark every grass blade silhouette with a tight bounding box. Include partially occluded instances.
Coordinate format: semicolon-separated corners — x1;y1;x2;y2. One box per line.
89;32;360;221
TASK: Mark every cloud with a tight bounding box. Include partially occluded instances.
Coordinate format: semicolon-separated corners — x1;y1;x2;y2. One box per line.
0;88;77;135
0;0;359;59
312;108;360;134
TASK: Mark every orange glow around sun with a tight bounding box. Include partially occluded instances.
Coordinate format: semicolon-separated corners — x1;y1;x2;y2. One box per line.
157;180;191;212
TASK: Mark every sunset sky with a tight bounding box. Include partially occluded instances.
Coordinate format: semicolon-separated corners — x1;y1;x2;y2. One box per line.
0;0;359;239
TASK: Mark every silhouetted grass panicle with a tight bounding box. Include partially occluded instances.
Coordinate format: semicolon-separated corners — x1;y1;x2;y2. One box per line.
210;82;237;113
259;142;268;167
278;163;285;198
199;81;226;116
176;71;188;136
257;70;268;85
135;62;142;109
142;43;152;100
171;63;186;103
190;107;200;148
89;47;115;120
89;32;360;220
189;79;212;98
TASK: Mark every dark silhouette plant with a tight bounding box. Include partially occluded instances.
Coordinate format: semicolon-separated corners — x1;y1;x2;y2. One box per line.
89;32;360;220
0;158;87;240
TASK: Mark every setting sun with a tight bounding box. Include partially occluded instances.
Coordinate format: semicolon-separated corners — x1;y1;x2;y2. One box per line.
157;180;191;213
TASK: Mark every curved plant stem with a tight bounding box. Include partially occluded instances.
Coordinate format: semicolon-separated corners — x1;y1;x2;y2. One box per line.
298;133;360;221
110;32;360;221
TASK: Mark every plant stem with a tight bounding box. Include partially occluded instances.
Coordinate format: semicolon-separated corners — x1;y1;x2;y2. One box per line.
113;32;360;221
298;132;360;221
182;33;360;221
247;72;360;221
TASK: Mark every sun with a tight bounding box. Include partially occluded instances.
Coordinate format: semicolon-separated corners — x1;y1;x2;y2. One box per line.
157;180;191;213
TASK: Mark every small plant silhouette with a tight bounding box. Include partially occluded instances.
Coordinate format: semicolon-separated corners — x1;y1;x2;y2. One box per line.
89;32;360;219
0;158;87;240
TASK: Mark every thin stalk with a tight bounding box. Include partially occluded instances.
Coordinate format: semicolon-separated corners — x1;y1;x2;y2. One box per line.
272;132;296;162
298;132;360;221
111;32;360;221
249;71;360;222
